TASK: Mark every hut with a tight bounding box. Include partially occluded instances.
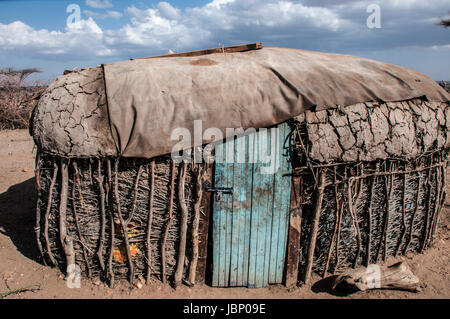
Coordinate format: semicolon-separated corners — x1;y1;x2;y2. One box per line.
30;43;450;288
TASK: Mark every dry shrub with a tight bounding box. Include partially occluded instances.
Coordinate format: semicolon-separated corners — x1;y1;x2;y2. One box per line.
0;76;47;130
438;81;450;93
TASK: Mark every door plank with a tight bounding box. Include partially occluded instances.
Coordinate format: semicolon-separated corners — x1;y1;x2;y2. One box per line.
249;129;275;288
274;122;292;283
212;139;234;287
229;135;253;286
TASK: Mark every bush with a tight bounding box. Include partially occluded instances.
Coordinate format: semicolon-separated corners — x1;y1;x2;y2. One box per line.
0;75;47;130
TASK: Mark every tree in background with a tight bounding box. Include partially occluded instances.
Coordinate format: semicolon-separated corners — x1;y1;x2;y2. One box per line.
0;67;45;129
0;67;41;87
438;11;450;28
439;19;450;27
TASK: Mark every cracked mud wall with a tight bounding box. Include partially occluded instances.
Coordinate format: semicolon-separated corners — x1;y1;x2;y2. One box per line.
298;99;450;163
30;67;117;158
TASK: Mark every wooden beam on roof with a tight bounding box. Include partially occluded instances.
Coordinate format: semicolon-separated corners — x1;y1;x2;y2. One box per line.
134;42;263;60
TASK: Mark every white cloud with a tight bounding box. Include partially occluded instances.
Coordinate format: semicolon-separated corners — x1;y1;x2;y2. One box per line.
157;2;181;20
84;10;123;19
85;0;113;9
1;0;450;63
432;44;450;50
0;18;112;58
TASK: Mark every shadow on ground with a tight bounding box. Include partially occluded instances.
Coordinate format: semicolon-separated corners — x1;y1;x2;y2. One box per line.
0;178;42;264
311;275;356;297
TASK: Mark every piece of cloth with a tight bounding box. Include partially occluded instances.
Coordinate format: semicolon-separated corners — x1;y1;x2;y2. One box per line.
103;47;449;159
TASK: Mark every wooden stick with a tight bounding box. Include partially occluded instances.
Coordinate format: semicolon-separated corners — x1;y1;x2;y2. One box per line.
146;161;155;284
403;171;422;255
335;168;348;272
126;164;143;225
113;159;134;283
188;165;204;284
195;163;213;285
334;201;344;273
284;176;303;287
430;164;446;243
291;162;446;183
420;166;433;252
395;166;408;257
427;167;440;247
106;158;115;288
161;160;176;283
347;179;358;268
138;42;262;60
303;170;326;284
382;163;393;261
174;163;188;288
34;151;45;264
349;171;363;268
43;160;58;266
375;163;389;262
366;173;377;265
59;159;75;278
71;168;91;277
106;159;115;287
95;158;106;273
426;165;442;249
323;167;339;276
88;160;93;185
72;162;84;205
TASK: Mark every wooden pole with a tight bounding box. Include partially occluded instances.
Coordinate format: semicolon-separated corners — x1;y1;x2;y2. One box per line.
284;176;303;288
188;165;204;284
146;161;155;284
395;166;407;257
34;151;45;264
106;159;115;287
174;163;188;288
302;170;326;285
161;160;176;283
43;160;58;266
59;159;75;278
95;159;106;273
403;171;422;255
71;167;91;277
113;159;134;283
323;167;340;276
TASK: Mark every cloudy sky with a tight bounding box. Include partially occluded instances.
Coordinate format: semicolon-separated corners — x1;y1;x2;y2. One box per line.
0;0;449;82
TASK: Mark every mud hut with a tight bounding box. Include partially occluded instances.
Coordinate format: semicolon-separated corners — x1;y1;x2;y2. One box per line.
30;44;450;288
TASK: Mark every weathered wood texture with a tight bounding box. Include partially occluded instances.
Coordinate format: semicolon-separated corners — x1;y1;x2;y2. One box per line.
212;122;292;288
194;164;213;285
139;43;263;60
284;176;303;288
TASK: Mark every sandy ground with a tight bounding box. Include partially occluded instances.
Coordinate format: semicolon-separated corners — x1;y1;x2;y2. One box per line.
0;129;448;299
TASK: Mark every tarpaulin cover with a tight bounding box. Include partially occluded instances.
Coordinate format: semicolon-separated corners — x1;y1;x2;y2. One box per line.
32;46;450;159
103;47;449;159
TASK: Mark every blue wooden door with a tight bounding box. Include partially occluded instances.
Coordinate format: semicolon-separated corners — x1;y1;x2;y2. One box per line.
212;122;292;288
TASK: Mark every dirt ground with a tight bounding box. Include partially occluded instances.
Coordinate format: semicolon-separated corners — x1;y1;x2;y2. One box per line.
0;129;448;299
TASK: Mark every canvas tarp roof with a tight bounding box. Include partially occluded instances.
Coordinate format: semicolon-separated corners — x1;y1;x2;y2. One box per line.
32;46;450;159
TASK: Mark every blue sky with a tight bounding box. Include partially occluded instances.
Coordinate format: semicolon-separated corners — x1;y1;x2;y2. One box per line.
0;0;449;82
